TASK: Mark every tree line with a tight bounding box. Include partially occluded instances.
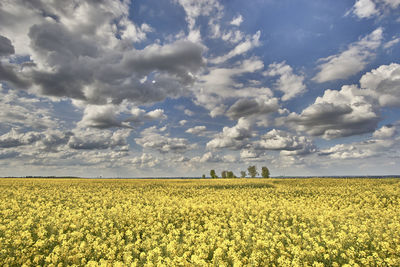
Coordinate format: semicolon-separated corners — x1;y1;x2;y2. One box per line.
204;166;270;179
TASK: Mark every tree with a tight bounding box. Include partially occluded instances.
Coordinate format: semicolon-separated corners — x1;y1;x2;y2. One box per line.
248;165;258;178
210;170;218;178
240;171;246;178
261;167;270;178
227;171;235;178
221;171;227;178
202;174;206;179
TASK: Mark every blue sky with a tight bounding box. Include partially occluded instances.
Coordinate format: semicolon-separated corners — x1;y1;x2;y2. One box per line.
0;0;399;177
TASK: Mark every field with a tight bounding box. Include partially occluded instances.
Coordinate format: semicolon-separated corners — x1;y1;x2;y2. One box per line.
1;178;399;266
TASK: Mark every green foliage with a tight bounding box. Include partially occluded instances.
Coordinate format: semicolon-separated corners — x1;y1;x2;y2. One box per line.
221;171;227;179
248;165;258;178
202;174;206;179
240;171;246;178
210;170;218;178
227;171;235;178
261;167;270;178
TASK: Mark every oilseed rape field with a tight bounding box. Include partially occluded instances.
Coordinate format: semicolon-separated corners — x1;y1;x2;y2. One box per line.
1;178;399;266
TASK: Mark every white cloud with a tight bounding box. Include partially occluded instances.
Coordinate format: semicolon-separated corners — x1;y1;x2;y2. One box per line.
206;118;253;150
313;28;383;83
359;63;400;107
383;37;400;49
230;14;243;26
179;120;188;126
186;125;207;135
349;0;400;19
132;153;159;168
255;129;316;156
352;0;379;18
210;31;261;64
135;126;194;153
373;125;397;139
264;61;306;101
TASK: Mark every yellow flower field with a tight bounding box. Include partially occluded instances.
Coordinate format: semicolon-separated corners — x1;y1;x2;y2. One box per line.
0;178;399;266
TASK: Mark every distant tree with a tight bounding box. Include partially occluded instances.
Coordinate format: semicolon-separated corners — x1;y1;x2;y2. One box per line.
227;171;235;178
248;165;258;178
210;170;218;178
221;171;227;179
202;174;206;179
240;171;246;178
261;167;270;178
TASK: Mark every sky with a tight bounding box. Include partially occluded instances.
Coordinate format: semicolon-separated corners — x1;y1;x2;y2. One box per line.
0;0;400;177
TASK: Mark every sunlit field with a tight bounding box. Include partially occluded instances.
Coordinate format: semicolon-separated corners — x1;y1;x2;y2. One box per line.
1;178;399;266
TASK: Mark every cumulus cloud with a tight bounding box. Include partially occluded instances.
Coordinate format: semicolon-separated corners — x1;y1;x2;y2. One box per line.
349;0;400;19
255;129;316;156
226;97;279;120
0;129;41;148
68;129;130;150
285;85;380;139
186;125;207;135
264;61;306;101
135;126;194;153
373;125;397;139
78;104;130;129
132;153;159;168
319;137;395;159
206;118;253;149
0;1;206;106
359;63;400;107
126;107;167;125
313;28;383;83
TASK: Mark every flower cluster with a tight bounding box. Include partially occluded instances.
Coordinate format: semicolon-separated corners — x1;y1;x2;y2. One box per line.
0;178;399;266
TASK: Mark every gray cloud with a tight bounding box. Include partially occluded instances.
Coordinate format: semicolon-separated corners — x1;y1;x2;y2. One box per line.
285;85;380;139
68;129;130;150
0;35;14;56
0;129;41;148
226;97;279;120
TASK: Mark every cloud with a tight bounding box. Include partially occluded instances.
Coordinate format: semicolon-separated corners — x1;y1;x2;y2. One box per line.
0;1;206;107
78;104;130;129
186;125;207;135
0;35;14;56
352;0;379;18
0;129;41;148
0;86;59;130
184;109;194;116
132;153;159;168
226;97;279;120
319;137;395;159
230;14;243;26
349;0;400;19
210;31;260;64
190;151;222;163
126;107;167;125
68;129;130;150
359;63;400;107
254;129;316;156
285;85;380;139
264;61;306;101
313;28;383;83
373;125;397;139
206;118;253;149
383;37;400;49
179;120;188;126
135;126;194;153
